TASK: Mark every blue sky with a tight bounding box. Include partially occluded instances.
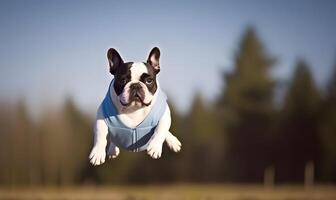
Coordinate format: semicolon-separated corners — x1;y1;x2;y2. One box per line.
0;0;335;114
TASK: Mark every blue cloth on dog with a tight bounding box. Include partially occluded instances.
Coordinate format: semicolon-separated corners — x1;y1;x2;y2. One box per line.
101;80;167;152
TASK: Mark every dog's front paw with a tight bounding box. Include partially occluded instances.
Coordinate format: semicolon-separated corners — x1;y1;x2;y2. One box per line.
147;140;163;159
89;144;106;166
107;144;120;159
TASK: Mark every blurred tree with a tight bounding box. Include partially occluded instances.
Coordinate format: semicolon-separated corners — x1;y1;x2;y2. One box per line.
12;100;31;185
0;102;15;186
24;102;42;186
60;97;92;185
276;60;321;183
217;26;275;182
39;108;67;185
166;100;185;182
320;61;336;182
39;97;92;186
183;93;223;182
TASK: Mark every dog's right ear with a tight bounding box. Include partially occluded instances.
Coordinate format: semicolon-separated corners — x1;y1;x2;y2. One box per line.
107;48;124;75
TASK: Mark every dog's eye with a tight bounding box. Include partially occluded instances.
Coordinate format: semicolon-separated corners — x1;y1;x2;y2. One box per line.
145;78;153;84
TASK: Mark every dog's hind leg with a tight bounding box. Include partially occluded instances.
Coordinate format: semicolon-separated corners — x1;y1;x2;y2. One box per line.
165;131;181;153
107;141;120;159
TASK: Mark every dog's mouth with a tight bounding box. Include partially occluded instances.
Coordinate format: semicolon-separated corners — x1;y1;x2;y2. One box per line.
120;95;151;107
134;96;141;102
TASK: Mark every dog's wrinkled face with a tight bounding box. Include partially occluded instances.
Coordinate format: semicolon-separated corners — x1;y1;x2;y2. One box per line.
107;47;161;108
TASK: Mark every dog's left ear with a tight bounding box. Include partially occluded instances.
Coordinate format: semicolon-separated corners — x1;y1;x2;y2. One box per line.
147;47;160;74
107;48;124;75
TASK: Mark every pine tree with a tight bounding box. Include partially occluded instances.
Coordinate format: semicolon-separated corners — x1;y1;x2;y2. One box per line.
182;92;227;182
218;27;275;182
320;61;336;181
185;93;208;182
188;93;210;142
61;97;92;185
39;97;92;185
0;102;15;185
277;60;321;182
12;100;31;185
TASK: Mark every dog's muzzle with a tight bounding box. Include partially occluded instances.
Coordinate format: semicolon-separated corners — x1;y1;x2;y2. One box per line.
130;83;143;99
120;83;151;106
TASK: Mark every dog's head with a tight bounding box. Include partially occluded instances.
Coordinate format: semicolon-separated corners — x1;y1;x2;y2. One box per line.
107;47;161;108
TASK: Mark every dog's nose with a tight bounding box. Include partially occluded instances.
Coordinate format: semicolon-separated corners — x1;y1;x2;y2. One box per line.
130;83;142;98
130;83;142;90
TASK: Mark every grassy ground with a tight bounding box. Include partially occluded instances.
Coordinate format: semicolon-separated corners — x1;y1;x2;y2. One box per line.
1;184;336;200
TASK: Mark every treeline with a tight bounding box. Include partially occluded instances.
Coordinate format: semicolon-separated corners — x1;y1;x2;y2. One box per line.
0;27;336;186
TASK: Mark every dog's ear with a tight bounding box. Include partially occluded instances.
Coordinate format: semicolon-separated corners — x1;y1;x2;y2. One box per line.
107;48;124;75
147;47;160;74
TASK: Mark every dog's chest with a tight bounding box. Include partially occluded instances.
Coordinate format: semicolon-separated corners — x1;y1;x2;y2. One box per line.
117;105;152;128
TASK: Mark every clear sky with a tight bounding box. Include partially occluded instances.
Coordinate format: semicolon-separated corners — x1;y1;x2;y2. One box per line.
0;0;335;114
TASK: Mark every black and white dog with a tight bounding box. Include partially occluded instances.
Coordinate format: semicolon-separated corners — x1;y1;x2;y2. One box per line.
89;47;181;166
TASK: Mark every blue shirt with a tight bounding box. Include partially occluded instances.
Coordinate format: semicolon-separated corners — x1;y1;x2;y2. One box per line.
102;80;167;152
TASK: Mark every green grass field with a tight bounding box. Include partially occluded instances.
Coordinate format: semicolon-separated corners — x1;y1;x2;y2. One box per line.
1;185;336;200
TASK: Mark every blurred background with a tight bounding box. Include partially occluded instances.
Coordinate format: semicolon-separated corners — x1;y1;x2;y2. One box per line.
1;0;336;199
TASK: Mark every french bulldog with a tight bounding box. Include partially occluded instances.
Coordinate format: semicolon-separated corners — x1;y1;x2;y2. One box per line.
89;47;181;166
